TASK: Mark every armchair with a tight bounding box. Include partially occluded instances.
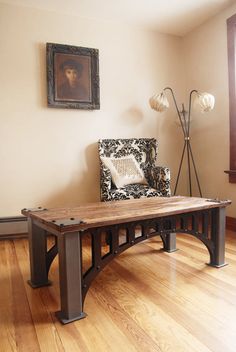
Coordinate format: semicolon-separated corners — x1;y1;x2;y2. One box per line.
98;138;171;201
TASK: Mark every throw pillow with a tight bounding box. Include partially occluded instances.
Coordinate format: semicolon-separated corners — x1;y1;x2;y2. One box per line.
101;155;148;188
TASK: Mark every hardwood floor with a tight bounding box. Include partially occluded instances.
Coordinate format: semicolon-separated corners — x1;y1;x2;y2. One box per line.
1;230;236;352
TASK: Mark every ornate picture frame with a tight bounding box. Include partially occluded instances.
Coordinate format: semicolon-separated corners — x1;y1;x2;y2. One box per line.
46;43;100;110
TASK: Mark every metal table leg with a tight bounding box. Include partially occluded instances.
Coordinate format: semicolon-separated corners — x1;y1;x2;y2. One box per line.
162;232;178;253
55;231;87;324
208;207;228;268
27;219;51;288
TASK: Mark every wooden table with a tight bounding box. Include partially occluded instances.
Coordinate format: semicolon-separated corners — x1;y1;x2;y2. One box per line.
22;196;231;324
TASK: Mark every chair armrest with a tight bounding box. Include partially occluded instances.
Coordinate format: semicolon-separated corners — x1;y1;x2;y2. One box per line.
147;166;171;196
100;162;112;201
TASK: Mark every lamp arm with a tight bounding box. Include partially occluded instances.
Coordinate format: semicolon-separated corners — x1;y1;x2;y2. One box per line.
163;87;186;137
188;89;198;136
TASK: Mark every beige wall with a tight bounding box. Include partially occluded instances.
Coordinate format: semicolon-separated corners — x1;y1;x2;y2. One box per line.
183;3;236;217
2;2;235;218
0;3;185;216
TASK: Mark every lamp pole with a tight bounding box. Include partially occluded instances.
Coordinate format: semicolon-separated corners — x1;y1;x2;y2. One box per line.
149;87;214;197
163;87;202;197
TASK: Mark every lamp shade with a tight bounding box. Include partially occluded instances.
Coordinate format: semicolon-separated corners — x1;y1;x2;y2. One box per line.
149;92;169;112
197;92;215;112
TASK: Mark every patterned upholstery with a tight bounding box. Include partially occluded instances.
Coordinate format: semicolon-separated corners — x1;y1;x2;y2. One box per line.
98;138;171;201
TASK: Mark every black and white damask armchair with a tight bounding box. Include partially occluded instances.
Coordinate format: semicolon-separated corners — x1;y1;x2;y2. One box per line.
98;138;171;201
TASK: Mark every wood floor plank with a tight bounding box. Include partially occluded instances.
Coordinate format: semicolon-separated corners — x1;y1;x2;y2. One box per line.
99;260;234;352
0;241;17;352
5;240;41;352
1;230;236;351
109;248;236;352
93;265;212;352
76;292;138;352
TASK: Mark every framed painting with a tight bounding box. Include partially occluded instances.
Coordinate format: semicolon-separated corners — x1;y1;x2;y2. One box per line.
46;43;100;109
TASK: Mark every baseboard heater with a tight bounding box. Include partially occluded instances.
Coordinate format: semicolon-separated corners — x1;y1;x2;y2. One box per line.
0;216;28;240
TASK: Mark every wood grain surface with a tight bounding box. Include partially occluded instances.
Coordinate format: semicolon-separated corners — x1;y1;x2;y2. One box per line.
22;196;231;233
1;229;236;351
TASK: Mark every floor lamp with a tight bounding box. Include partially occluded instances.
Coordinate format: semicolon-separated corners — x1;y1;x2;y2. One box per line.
149;87;215;197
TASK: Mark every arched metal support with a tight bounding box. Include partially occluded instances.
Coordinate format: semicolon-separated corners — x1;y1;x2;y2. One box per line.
46;236;58;275
79;207;227;306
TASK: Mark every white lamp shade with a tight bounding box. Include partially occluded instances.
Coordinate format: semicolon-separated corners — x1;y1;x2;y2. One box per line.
149;92;169;112
197;92;215;112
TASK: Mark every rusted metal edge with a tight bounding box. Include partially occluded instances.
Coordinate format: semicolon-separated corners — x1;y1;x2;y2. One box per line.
49;218;86;227
206;199;231;205
22;207;48;215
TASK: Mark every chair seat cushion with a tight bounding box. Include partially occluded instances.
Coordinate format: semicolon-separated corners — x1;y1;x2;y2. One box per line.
109;184;162;201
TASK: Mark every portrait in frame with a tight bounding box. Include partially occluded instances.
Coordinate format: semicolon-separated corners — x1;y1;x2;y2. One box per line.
46;43;100;109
